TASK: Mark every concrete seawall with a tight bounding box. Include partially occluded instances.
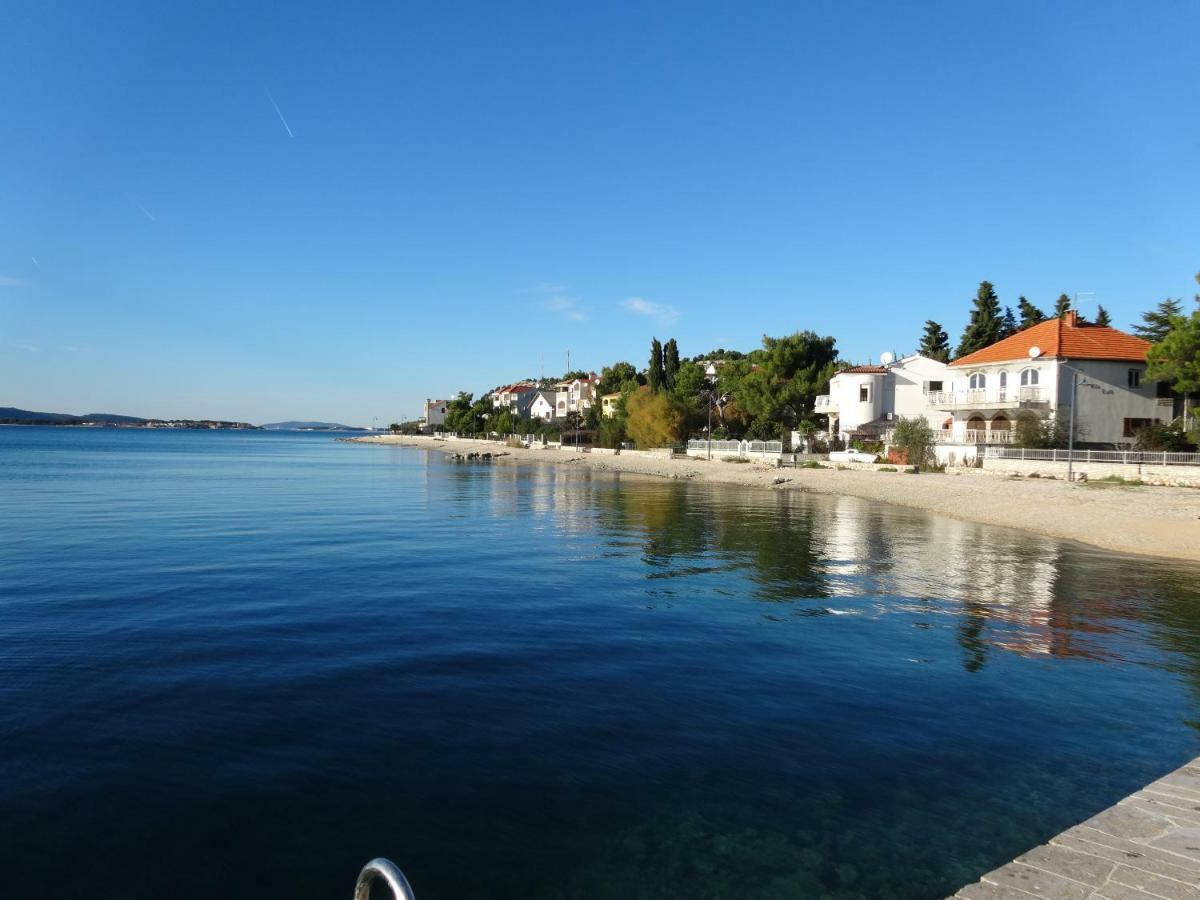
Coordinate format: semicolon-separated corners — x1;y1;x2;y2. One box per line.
951;757;1200;898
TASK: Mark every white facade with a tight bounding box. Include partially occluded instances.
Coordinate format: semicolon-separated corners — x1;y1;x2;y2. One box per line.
939;357;1166;446
820;355;950;442
423;399;449;428
529;391;556;422
554;376;598;418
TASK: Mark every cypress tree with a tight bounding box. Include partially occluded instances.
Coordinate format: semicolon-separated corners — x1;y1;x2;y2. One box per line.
1095;305;1112;327
663;338;680;392
1054;293;1072;317
648;338;664;392
1017;296;1045;328
955;281;1003;358
918;320;950;363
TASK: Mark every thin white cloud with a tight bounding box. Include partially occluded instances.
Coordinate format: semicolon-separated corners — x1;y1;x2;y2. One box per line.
621;296;680;325
545;295;588;321
0;275;32;288
14;343;40;353
137;203;157;222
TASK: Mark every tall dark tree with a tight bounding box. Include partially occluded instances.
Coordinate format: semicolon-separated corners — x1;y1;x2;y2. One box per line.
1017;296;1045;328
1095;305;1112;327
1000;306;1018;339
1054;293;1072;317
663;338;680;392
955;281;1003;358
918;320;950;362
1133;298;1185;343
647;338;664;393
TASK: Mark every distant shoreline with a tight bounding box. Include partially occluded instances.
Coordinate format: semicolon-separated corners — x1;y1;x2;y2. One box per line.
349;434;1200;564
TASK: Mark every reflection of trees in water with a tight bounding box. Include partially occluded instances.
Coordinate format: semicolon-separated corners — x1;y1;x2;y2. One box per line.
590;482;829;601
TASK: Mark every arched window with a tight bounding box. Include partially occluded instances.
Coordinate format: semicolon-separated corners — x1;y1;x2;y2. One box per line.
998;371;1007;388
969;373;986;390
1020;368;1039;386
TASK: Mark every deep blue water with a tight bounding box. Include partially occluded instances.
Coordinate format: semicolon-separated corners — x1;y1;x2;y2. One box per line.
3;427;1200;899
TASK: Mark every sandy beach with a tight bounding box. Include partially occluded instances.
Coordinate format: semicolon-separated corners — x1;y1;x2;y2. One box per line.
350;434;1200;564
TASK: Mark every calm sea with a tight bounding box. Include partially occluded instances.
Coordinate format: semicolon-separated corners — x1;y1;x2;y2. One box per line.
3;427;1200;899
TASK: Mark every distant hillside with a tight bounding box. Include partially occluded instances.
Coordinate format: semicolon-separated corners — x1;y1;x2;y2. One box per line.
0;407;146;425
260;421;367;431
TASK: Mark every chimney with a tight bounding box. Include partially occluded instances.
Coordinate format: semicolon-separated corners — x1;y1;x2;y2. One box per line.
1065;310;1079;327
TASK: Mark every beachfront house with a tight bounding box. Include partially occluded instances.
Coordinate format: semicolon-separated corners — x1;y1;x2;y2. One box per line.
555;375;599;418
600;393;621;419
818;354;950;444
423;398;449;428
490;382;539;418
529;390;557;422
930;311;1165;461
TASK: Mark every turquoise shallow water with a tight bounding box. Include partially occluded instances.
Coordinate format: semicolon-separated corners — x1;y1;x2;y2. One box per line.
2;427;1200;899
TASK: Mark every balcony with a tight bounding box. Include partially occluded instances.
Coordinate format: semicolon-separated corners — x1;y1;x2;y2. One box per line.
815;395;835;411
936;429;1014;444
928;387;1047;410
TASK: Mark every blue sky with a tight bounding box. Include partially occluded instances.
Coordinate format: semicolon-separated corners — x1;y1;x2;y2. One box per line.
3;1;1198;425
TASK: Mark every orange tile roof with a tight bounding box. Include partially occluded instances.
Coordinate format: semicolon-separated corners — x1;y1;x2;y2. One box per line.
840;365;888;374
950;312;1150;367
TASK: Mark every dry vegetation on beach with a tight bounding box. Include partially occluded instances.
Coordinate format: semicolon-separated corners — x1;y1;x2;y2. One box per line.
351;434;1200;564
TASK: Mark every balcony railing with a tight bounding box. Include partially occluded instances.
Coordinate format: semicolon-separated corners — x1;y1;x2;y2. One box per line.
815;395;834;410
936;429;1014;444
928;387;1046;409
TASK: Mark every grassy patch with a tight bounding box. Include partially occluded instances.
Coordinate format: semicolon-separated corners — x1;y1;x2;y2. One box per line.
1084;475;1145;487
877;466;898;472
799;460;825;469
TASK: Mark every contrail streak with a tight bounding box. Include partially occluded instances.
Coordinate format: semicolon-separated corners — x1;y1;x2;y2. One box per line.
137;203;156;222
266;90;294;138
30;256;40;268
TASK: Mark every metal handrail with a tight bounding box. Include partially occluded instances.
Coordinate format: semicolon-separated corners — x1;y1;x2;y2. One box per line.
354;858;416;900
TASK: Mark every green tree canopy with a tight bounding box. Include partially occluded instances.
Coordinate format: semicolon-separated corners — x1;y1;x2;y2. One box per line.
955;281;1003;358
730;332;838;434
1017;296;1046;328
1054;293;1072;317
1000;306;1018;339
597;361;639;396
1146;307;1200;419
1132;298;1185;343
918;320;950;362
1095;305;1112;327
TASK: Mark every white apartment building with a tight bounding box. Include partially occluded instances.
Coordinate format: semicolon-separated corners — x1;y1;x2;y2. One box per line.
554;375;599;418
818;353;950;443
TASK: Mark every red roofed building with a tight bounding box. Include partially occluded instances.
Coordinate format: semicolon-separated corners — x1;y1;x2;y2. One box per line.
933;311;1168;455
490;382;541;418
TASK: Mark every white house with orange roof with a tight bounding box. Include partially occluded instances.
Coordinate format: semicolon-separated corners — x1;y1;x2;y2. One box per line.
423;398;450;428
932;311;1167;459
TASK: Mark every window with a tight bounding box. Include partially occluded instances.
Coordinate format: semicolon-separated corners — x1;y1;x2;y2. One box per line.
969;373;986;390
1128;368;1141;388
998;371;1008;388
859;385;870;402
1020;368;1039;386
925;380;943;393
1123;418;1154;437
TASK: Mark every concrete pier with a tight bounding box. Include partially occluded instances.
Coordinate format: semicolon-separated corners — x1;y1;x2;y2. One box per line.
952;758;1200;899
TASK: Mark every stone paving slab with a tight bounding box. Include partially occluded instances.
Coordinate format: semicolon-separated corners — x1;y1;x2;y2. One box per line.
950;759;1200;900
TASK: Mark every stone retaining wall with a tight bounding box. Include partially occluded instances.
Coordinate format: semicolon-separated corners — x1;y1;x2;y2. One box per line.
981;457;1200;486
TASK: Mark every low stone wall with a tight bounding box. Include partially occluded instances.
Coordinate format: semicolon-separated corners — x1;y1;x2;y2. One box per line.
619;448;675;460
686;449;786;463
981;457;1200;486
588;447;619;456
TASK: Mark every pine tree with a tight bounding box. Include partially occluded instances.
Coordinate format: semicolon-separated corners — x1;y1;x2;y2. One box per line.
663;338;680;392
955;281;1003;358
1132;298;1185;343
1054;293;1072;317
918;320;950;363
647;338;664;392
1017;296;1045;328
1000;306;1018;339
1095;305;1112;327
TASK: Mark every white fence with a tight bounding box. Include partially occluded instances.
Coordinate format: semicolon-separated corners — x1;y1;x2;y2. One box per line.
983;447;1200;466
687;439;784;460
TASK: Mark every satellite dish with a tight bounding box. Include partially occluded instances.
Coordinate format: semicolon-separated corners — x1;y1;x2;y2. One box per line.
1028;346;1042;359
880;351;895;366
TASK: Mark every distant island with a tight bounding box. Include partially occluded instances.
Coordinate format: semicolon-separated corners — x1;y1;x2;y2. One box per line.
259;421;369;431
0;407;259;430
